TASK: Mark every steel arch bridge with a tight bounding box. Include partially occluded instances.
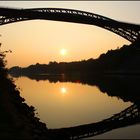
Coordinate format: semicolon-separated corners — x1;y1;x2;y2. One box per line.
0;7;140;42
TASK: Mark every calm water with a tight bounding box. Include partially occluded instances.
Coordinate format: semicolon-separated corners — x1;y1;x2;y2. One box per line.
13;76;140;139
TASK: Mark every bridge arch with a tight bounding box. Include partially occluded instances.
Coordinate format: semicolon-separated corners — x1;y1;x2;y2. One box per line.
0;7;140;42
48;103;140;140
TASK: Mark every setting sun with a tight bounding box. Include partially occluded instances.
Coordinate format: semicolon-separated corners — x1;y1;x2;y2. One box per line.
60;49;67;56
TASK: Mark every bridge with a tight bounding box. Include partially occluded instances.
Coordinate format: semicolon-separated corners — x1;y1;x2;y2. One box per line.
48;102;140;140
1;7;140;139
0;7;140;42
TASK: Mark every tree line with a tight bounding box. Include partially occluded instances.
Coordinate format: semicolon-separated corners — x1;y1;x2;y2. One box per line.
9;40;140;76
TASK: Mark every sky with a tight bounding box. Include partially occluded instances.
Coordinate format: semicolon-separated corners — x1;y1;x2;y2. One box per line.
0;1;140;68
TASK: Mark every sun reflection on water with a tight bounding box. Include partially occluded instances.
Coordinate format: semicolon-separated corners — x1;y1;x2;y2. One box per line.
60;87;67;95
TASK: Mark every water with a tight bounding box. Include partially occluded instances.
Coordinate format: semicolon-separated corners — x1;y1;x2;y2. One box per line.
12;75;140;139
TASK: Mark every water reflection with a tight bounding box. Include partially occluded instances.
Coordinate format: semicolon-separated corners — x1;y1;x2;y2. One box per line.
11;74;140;139
48;102;140;140
60;87;67;95
13;76;131;129
12;73;140;103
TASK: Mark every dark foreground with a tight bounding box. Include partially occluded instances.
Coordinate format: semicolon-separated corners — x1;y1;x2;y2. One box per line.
0;75;52;139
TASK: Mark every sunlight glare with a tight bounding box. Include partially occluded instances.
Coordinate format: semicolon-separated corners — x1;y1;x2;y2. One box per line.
60;48;67;56
60;87;67;95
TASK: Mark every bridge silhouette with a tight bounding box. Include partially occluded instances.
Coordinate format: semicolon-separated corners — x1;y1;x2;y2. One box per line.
1;7;140;139
0;7;140;42
47;102;140;140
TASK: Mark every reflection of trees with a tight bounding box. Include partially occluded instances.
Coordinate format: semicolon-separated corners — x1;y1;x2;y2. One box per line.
47;102;140;140
11;73;140;103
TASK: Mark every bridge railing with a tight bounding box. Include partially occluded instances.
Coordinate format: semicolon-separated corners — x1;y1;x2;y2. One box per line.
28;8;113;21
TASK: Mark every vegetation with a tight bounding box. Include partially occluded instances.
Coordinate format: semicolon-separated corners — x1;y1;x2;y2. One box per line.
0;43;8;76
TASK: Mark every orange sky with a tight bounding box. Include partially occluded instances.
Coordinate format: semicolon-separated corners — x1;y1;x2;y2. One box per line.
0;1;139;68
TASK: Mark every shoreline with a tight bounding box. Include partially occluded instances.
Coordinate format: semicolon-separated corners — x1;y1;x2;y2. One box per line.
0;75;51;139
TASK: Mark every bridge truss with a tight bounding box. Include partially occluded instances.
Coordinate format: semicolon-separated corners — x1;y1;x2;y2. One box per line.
0;7;140;42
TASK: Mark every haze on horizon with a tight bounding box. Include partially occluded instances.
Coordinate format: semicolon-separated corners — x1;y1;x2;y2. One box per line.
0;1;140;68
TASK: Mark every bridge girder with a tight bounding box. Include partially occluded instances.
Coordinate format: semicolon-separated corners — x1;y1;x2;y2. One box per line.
0;7;140;42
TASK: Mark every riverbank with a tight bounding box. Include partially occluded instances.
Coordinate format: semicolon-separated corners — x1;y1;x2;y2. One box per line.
0;74;51;139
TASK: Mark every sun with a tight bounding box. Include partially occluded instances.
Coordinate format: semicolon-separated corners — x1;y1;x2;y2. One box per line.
60;48;67;56
61;87;67;93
